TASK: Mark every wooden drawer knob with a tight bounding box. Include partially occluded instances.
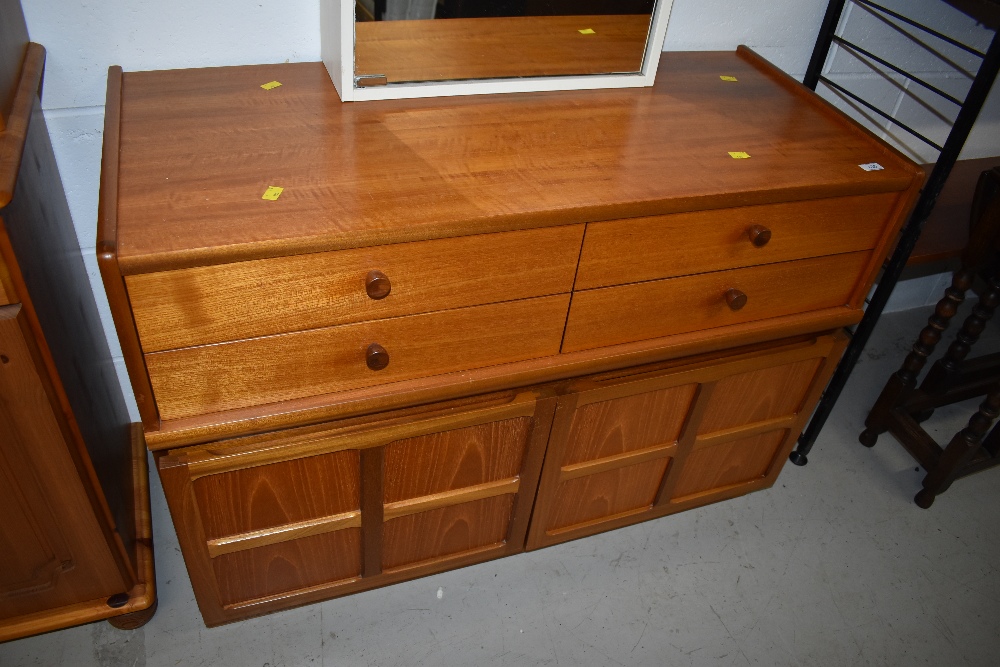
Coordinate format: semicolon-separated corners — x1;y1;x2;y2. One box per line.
366;343;390;371
747;225;772;247
366;270;391;300
725;288;748;311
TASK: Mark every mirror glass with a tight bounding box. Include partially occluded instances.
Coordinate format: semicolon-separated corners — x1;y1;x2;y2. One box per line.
354;1;658;85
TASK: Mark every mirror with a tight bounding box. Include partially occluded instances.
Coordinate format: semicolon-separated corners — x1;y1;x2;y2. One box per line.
354;1;659;85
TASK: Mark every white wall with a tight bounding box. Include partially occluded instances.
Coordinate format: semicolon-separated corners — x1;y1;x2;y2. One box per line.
19;0;1000;418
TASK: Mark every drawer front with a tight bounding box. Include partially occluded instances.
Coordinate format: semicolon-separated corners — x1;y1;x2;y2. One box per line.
562;251;868;353
127;224;584;352
147;294;570;421
575;193;895;290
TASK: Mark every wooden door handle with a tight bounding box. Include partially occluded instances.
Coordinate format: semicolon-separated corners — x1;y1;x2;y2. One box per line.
366;270;391;300
366;343;390;370
747;225;772;247
725;288;747;311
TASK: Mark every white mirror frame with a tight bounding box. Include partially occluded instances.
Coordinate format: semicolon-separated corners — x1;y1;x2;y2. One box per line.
321;0;676;102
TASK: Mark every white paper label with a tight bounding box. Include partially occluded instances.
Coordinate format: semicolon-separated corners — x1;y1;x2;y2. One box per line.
859;162;885;172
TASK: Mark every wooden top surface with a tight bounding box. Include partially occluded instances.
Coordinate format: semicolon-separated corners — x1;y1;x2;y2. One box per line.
356;15;651;83
111;48;921;274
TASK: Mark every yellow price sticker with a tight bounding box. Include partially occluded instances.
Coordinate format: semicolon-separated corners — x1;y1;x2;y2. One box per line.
579;28;596;34
728;152;751;159
260;80;282;91
720;75;738;82
262;186;284;201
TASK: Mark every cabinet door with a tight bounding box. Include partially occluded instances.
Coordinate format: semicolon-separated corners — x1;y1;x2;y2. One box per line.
527;333;847;550
159;391;553;626
0;305;126;622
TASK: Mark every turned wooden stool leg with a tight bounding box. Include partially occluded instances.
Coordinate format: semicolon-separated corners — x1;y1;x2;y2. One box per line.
921;272;1000;396
859;270;971;447
915;383;1000;508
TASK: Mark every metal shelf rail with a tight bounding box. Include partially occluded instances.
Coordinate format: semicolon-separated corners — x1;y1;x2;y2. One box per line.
790;0;1000;465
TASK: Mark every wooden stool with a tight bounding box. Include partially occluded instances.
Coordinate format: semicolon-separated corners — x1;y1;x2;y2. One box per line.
860;166;1000;508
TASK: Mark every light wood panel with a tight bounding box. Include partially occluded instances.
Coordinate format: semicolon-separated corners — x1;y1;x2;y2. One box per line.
698;358;822;434
558;442;677;482
546;459;669;532
563;251;869;353
211;528;362;607
561;383;697;465
355;15;652;83
192;449;360;540
383;417;530;502
127;224;584;352
670;430;788;502
382;495;514;571
146;294;569;420
576;193;896;289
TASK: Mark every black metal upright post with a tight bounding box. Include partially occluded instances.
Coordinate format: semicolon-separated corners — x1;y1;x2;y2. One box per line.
804;0;849;89
789;28;1000;466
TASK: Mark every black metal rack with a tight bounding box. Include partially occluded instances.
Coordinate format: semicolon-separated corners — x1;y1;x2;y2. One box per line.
789;0;1000;465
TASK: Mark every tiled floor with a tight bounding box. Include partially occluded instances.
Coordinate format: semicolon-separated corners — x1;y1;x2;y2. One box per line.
3;306;999;666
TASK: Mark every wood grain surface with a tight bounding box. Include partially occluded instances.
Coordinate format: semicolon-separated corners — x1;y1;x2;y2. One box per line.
561;383;697;465
575;193;896;289
562;251;869;353
0;306;125;619
145;294;569;420
127;224;584;352
670;430;787;501
193;449;360;539
382;495;514;571
545;459;669;532
211;528;362;607
697;358;822;434
383;417;530;502
355;15;652;83
109;50;921;274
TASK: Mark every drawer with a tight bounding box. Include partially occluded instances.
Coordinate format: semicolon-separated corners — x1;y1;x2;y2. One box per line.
147;294;570;420
562;251;868;353
126;225;584;352
575;193;896;290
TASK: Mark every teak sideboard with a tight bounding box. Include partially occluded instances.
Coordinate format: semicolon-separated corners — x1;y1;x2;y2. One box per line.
98;48;923;626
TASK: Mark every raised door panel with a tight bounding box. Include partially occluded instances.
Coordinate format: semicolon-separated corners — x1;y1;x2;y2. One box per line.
158;392;551;625
669;431;788;502
527;377;699;549
212;529;362;608
0;305;125;620
382;495;514;571
528;334;847;549
378;407;544;572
